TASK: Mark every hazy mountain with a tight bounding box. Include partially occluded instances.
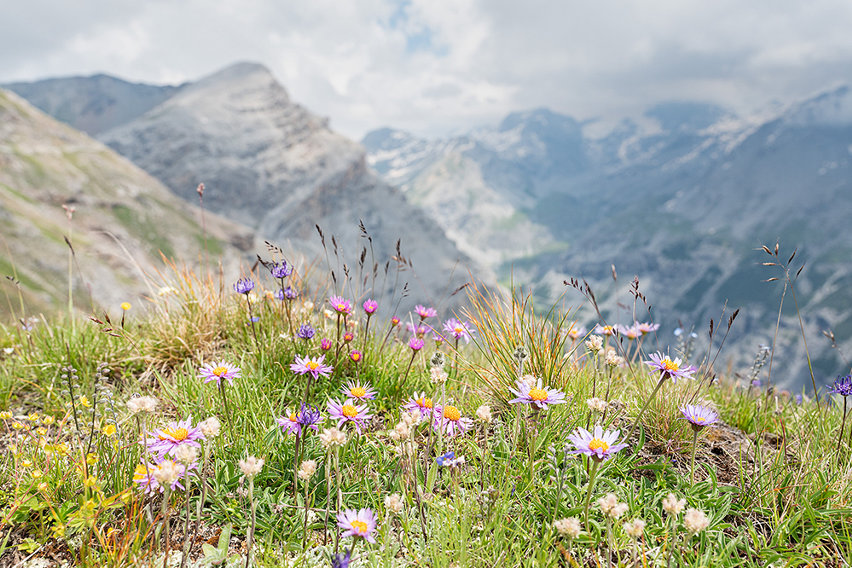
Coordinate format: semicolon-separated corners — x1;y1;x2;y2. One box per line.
0;89;252;317
363;92;852;390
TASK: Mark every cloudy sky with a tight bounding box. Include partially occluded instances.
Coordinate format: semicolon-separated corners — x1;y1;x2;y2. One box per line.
3;0;852;139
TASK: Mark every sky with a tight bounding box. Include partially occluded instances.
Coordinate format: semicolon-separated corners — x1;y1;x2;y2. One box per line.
3;0;852;139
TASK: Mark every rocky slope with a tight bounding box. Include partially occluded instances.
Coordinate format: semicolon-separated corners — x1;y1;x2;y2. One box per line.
0;89;252;317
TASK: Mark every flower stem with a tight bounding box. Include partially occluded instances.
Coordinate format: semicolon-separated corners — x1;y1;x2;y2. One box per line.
218;381;234;439
245;477;256;568
161;487;172;568
690;429;698;483
582;459;601;526
838;397;848;463
627;375;668;441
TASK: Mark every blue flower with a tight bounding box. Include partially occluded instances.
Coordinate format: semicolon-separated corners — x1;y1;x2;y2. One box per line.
828;375;852;397
436;451;455;467
234;278;254;295
297;323;315;339
331;550;351;568
270;261;292;279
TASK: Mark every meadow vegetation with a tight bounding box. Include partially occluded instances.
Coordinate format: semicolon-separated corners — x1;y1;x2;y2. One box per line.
0;238;850;568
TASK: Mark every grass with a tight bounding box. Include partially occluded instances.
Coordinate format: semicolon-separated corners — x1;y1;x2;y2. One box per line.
0;245;851;568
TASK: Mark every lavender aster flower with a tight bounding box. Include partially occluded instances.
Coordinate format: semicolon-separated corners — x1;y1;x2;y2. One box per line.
408;336;425;352
329;295;353;315
645;352;697;383
290;355;333;379
234;278;254;295
327;399;372;433
414;304;437;319
296;323;315;340
594;324;616;336
269;261;292;279
432;404;472;437
637;322;660;334
567;425;628;462
198;361;241;386
277;404;323;437
342;380;377;400
362;299;378;315
337;508;378;542
146;417;205;458
403;392;440;418
678;404;720;432
566;325;587;340
509;377;567;409
442;318;473;343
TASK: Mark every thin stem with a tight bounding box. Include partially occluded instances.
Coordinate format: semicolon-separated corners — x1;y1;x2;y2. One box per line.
245;477;256;568
582;459;601;526
838;397;848;463
690;428;699;483
161;488;172;568
301;477;310;549
245;298;259;350
627;375;668;441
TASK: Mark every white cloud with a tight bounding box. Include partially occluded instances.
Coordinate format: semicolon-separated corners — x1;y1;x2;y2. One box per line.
2;0;852;139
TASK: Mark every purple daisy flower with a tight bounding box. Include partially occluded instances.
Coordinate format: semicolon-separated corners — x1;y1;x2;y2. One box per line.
403;392;440;418
363;299;378;315
327;399;372;433
678;404;720;432
509;377;567;409
645;352;697;383
296;323;315;340
290;355;333;379
329;295;353;315
594;324;616;336
342;380;376;400
617;323;641;340
408;336;425;352
406;322;429;337
432;404;472;437
337;508;378;542
146;417;205;458
234;278;254;295
414;304;437;320
828;375;852;397
320;338;332;351
269;261;292;279
277;404;323;437
637;322;660;335
198;361;241;386
567;425;628;462
442;318;473;343
349;350;363;363
566;325;587;340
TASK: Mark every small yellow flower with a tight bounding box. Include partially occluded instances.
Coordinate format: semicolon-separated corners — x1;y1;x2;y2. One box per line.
31;469;43;479
84;476;98;488
37;482;48;492
35;427;47;436
42;416;54;425
86;453;98;466
0;411;12;420
120;302;131;311
79;396;91;408
21;459;33;468
8;444;17;454
102;424;117;437
11;421;24;430
51;524;66;538
27;413;40;423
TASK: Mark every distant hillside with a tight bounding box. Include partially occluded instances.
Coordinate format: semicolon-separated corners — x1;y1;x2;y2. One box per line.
0;89;252;317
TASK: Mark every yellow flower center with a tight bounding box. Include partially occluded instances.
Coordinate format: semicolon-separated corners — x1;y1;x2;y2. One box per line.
350;386;367;397
416;397;433;409
454;326;464;333
528;388;548;401
443;406;461;421
133;465;149;482
588;438;609;452
351;520;368;534
289;413;298;422
337;303;347;311
307;361;320;371
603;326;613;334
693;416;705;423
160;427;189;441
212;366;228;377
341;404;358;418
661;358;679;372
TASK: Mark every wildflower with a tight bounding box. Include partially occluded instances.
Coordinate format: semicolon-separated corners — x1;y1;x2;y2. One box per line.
624;518;646;538
408;337;425;351
342;380;376;400
586;335;603;353
328;399;372;433
152;459;182;489
679;404;720;432
828;374;852;397
277;404;323;437
121;302;131;311
199;361;241;386
567;425;628;462
406;322;429;337
566;325;587;340
337;508;378;542
509;377;567;409
0;411;11;420
594;324;616;336
442;318;473;343
430;366;448;384
126;395;158;414
329;295;353;315
174;444;199;465
348;350;363;363
391;317;400;327
683;508;710;533
27;412;39;422
662;493;686;517
604;349;624;367
238;456;264;478
414;305;437;320
598;493;628;519
637;322;660;334
11;421;24;430
297;460;317;481
554;517;582;538
391;421;410;441
475;405;492;423
432;404;472;437
21;459;32;468
403;392;438;418
645;352;697;383
42;415;54;425
270;261;292;279
331;550;352;568
79;395;91;408
296;324;315;339
198;416;221;438
321;338;333;351
319;427;347;448
363;299;378;314
290;355;333;379
436;451;465;467
147;417;205;458
102;424;117;437
233;278;254;295
385;493;404;514
586;397;607;413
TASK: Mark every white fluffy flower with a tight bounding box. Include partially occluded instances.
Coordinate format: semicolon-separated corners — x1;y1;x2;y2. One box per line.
553;517;582;538
585;335;603;353
663;493;686;517
126;396;158;414
319;427;347;449
475;405;492;423
683;508;710;533
604;349;624;367
623;518;646;538
198;416;221;438
238;456;264;478
153;459;180;486
174;444;198;465
297;460;317;481
384;493;404;514
430;366;448;384
598;493;628;519
586;397;607;413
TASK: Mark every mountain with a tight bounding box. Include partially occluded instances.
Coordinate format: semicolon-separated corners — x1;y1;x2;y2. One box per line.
363;93;852;390
0;88;252;317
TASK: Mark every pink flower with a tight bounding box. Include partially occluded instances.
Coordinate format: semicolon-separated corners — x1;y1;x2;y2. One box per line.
337;508;378;542
327;399;372;433
146;417;205;458
291;355;333;379
414;305;437;320
362;299;378;314
408;337;425;352
328;295;352;315
198;361;241;386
